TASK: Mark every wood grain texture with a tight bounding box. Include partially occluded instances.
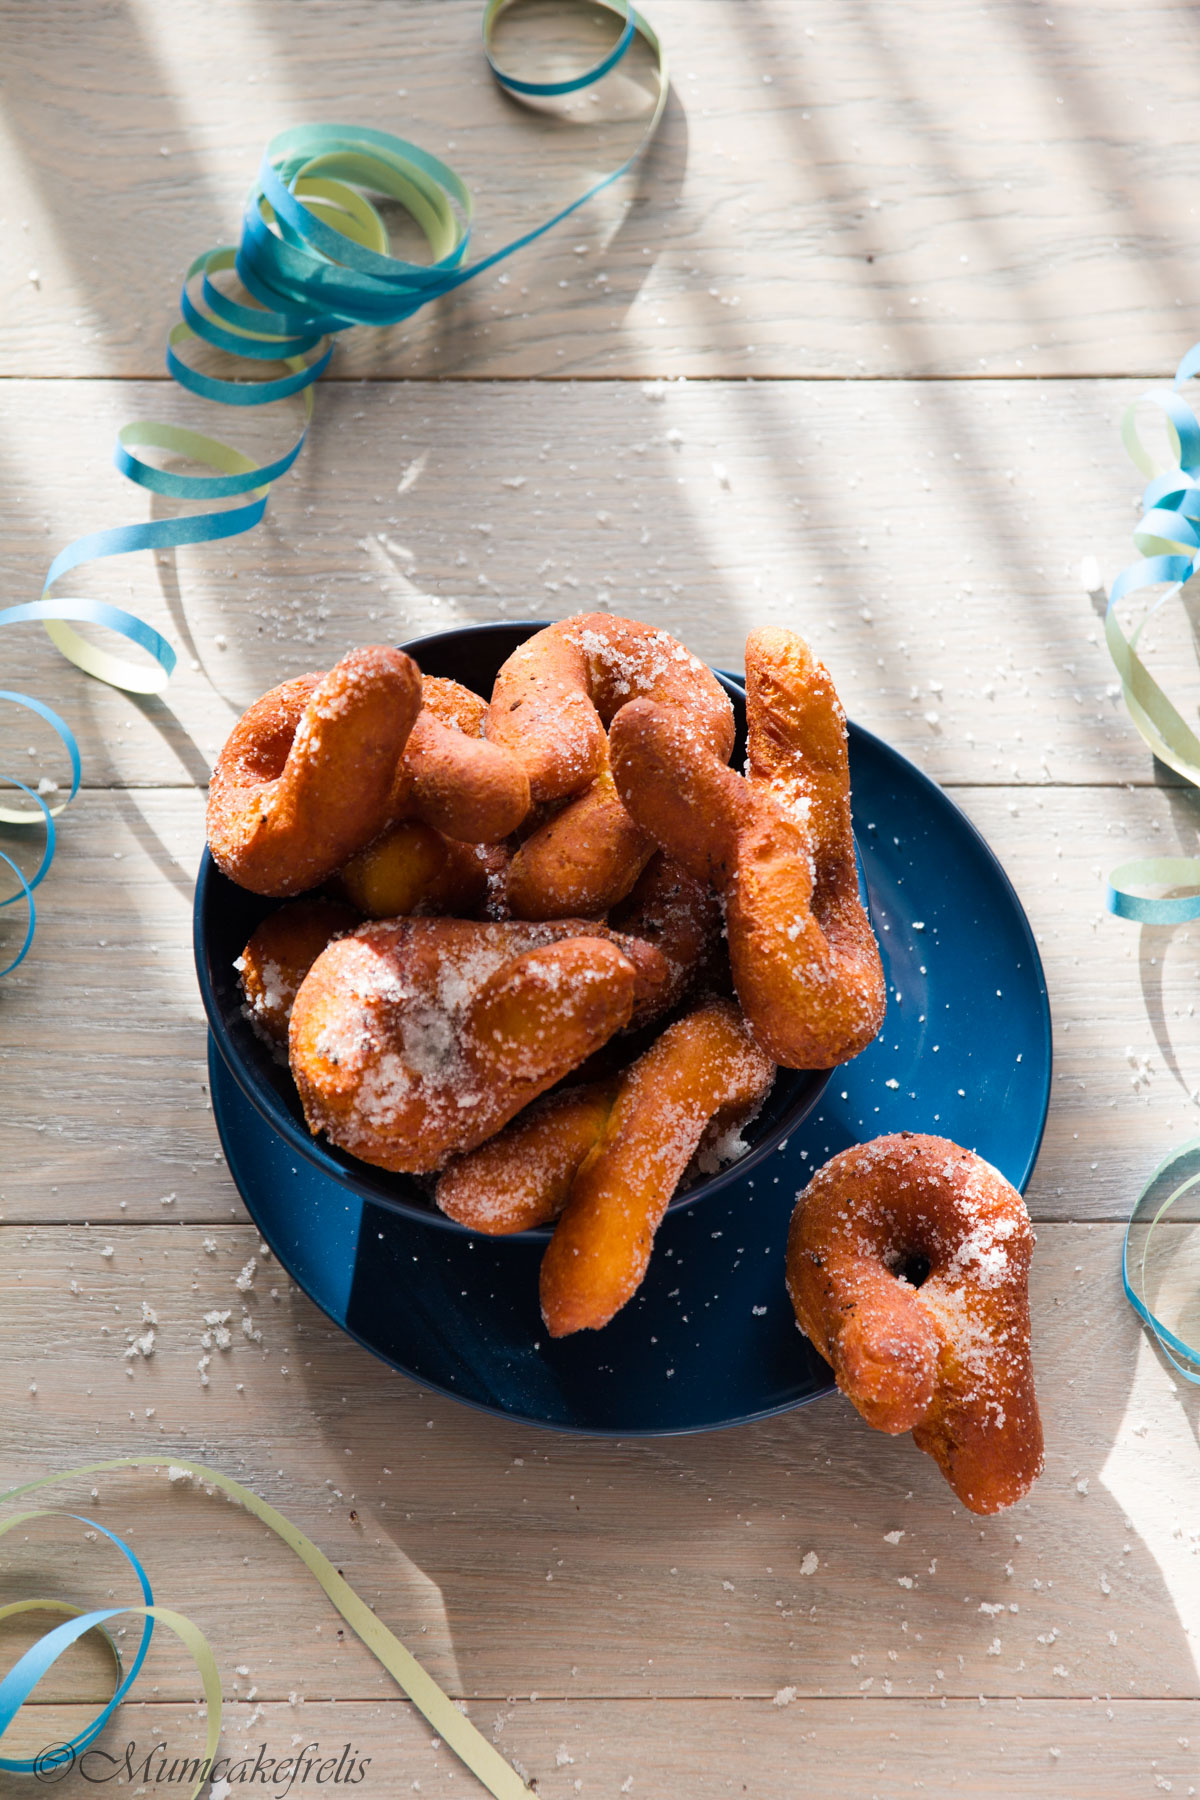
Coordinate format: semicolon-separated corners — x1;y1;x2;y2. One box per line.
7;1700;1200;1800
2;0;1196;1782
3;1;1200;380
2;1226;1198;1707
0;376;1187;793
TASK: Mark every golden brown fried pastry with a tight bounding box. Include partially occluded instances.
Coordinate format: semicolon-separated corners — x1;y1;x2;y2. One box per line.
237;899;360;1047
288;919;670;1174
436;1080;619;1234
207;647;422;897
786;1133;1043;1514
390;675;529;844
608;631;885;1067
488;616;735;918
336;818;489;919
539;999;776;1336
610;851;723;1018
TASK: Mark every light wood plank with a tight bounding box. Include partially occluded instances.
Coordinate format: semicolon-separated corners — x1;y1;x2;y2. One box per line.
0;1224;1196;1708
3;1699;1199;1800
3;2;1200;380
0;376;1183;792
4;782;1199;1227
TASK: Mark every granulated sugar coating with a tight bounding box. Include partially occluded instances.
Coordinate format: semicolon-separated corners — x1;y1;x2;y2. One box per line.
786;1131;1043;1515
288;917;671;1173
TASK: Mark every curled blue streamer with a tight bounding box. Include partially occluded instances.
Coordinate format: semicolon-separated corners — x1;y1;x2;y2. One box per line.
0;0;666;976
0;691;81;975
0;1515;155;1773
1123;1138;1200;1385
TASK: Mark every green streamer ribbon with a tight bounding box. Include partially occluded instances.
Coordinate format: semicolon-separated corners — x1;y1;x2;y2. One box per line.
1;1458;531;1799
1105;344;1200;922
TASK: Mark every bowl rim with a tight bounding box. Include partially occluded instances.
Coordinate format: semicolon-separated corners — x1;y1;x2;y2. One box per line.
193;619;837;1236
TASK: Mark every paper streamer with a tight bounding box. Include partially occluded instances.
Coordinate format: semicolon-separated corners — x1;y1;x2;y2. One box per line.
1122;1138;1200;1385
1;1457;531;1799
0;0;666;975
1104;340;1200;921
0;693;82;976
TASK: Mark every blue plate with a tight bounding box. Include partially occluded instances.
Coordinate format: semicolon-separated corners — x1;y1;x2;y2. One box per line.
208;718;1052;1438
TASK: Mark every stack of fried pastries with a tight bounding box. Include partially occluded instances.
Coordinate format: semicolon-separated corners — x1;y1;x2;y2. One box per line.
210;616;886;1336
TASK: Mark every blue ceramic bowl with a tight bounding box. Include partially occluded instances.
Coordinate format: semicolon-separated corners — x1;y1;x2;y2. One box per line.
194;621;836;1236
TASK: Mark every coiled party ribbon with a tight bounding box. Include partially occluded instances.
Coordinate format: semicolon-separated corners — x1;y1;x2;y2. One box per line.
0;694;81;976
1123;1138;1200;1384
0;0;666;972
1;1458;531;1798
1104;339;1200;922
1102;350;1200;1368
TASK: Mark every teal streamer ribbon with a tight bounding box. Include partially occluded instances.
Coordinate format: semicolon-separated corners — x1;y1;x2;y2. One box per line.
1123;1137;1200;1384
1102;348;1200;1362
0;693;81;976
1105;341;1200;922
0;0;666;975
0;1514;156;1775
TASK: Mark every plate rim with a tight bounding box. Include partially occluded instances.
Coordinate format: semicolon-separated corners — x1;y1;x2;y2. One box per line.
210;1034;838;1441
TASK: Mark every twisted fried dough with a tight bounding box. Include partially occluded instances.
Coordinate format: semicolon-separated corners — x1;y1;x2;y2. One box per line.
207;647;422;897
539;999;776;1335
391;676;530;843
237;898;360;1047
505;753;654;919
437;1081;620;1234
489;616;735;918
288;919;670;1174
786;1133;1043;1514
337;818;489;918
609;635;885;1067
437;1080;617;1234
610;851;723;1019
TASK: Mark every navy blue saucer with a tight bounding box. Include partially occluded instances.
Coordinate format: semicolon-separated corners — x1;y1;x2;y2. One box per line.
208;718;1051;1438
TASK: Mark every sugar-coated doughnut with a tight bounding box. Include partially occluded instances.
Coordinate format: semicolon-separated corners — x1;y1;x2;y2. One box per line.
786;1132;1043;1514
488;616;735;918
207;647;422;897
288;918;670;1173
609;631;885;1067
437;1080;619;1234
391;675;530;843
237;898;360;1047
539;998;776;1336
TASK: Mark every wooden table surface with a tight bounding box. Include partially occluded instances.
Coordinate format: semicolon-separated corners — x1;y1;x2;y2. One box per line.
3;3;1200;1794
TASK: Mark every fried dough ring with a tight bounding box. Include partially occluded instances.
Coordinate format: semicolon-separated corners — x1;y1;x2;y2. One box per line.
786;1133;1043;1514
391;676;530;843
539;998;776;1336
207;647;422;897
436;1080;619;1234
609;634;885;1067
237;898;360;1047
289;919;670;1174
489;616;736;918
